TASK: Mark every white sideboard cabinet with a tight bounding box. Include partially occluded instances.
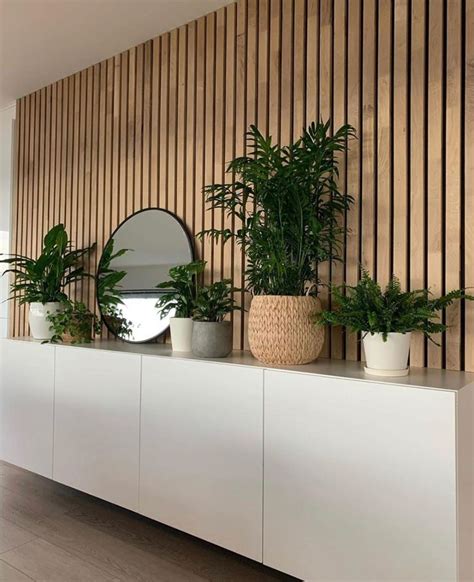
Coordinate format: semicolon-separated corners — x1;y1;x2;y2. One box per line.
1;338;473;582
140;356;264;560
53;345;142;511
263;369;469;581
0;340;55;478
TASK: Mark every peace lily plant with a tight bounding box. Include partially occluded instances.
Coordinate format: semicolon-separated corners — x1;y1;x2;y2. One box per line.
155;260;206;352
319;270;474;376
0;224;95;340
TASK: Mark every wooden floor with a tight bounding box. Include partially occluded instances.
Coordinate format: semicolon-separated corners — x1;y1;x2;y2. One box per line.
0;461;297;582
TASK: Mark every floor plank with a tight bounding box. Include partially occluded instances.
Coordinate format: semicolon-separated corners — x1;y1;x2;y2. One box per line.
0;538;117;582
0;463;297;582
0;518;37;554
0;560;34;582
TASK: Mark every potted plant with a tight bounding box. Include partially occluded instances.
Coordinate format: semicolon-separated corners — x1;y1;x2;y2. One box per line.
191;279;239;358
47;300;101;344
199;121;356;365
318;269;474;376
155;260;206;351
0;224;95;340
96;238;132;338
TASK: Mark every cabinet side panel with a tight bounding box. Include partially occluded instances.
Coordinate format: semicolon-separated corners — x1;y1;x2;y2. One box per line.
457;384;474;581
0;340;55;477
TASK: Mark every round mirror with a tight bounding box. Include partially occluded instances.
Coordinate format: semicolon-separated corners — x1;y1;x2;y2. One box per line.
97;209;194;343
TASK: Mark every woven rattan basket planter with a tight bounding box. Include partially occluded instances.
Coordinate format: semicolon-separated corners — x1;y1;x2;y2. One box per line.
248;295;325;365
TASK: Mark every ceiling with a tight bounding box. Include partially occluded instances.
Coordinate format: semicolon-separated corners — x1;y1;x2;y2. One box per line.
0;0;231;109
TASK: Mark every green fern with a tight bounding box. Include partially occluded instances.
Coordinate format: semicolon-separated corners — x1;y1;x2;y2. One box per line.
318;269;473;343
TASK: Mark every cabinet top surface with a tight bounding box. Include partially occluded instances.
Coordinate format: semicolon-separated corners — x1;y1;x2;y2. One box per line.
5;337;474;392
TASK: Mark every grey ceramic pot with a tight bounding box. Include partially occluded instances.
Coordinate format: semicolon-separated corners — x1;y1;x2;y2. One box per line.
191;321;233;358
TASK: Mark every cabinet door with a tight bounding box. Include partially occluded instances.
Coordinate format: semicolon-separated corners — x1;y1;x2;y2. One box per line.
53;346;141;511
0;340;55;477
263;370;457;581
140;357;263;561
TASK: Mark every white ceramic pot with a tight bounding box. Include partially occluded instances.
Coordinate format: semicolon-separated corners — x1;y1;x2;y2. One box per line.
28;302;62;340
363;332;412;377
169;317;193;352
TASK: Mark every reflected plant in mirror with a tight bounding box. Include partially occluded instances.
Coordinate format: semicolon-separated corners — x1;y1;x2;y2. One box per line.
155;260;205;352
96;238;133;339
96;209;194;343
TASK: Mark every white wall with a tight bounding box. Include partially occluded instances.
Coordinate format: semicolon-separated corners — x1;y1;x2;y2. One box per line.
0;104;16;338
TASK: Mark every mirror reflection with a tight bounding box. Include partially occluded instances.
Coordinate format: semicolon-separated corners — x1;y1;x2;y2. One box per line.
97;209;193;342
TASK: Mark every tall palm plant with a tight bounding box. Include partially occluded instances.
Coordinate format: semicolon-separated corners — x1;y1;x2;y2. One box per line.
199;121;356;296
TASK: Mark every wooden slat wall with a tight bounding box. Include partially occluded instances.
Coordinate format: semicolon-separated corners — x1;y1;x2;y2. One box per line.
10;0;474;371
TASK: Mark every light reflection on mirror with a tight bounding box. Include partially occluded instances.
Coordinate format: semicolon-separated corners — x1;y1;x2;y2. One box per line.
97;209;193;343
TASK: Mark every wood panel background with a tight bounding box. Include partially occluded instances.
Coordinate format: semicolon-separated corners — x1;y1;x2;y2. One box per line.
10;0;474;371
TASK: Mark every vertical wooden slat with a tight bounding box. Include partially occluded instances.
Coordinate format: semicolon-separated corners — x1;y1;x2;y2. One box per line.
11;98;24;336
84;67;94;308
176;27;187;223
159;38;169;210
43;86;51;251
194;18;205;263
111;55;121;230
234;0;246;349
97;62;107;253
445;0;462;370
318;0;333;358
393;0;409;288
215;9;225;280
293;0;306;140
55;80;64;226
361;0;376;276
143;40;152;209
331;0;347;360
127;47;136;217
77;71;86;300
427;0;444;368
280;0;293;145
306;0;320;124
119;52;129;224
257;0;269;134
223;3;236;289
409;0;426;368
150;40;160;209
376;0;392;287
345;0;361;361
167;32;178;214
466;0;474;372
32;91;40;259
37;88;45;258
269;0;281;140
90;64;100;282
72;73;81;298
49;84;57;230
204;13;216;283
134;46;144;213
185;23;196;237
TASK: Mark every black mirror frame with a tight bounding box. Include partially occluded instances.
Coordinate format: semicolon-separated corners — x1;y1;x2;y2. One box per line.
96;207;195;344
